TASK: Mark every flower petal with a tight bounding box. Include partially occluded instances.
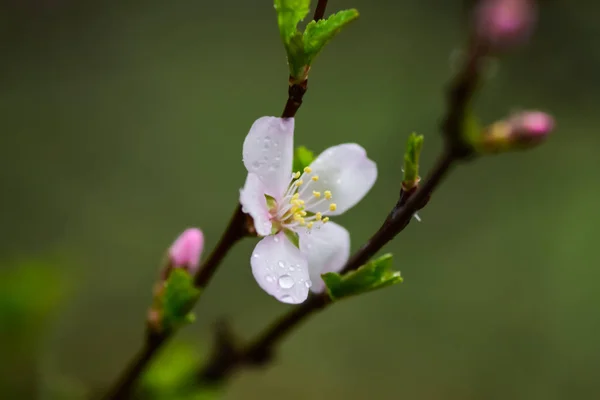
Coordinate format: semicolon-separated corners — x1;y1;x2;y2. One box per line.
305;143;377;215
242;116;294;199
298;221;350;293
251;232;310;304
240;173;272;236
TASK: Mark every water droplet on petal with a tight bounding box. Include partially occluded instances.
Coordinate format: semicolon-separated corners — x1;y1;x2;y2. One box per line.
277;260;286;268
265;275;274;283
305;280;312;288
288;265;295;272
273;236;279;243
280;294;295;304
253;253;260;258
278;275;294;289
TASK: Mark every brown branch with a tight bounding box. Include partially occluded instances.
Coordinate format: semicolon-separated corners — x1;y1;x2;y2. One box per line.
313;0;329;21
100;1;331;399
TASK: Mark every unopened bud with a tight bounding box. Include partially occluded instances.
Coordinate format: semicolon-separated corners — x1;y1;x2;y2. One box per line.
479;110;554;153
168;228;204;274
474;0;537;51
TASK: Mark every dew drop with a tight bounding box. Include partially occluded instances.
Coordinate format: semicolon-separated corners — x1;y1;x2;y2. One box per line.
305;280;312;288
288;265;295;272
265;275;274;283
278;274;295;289
273;236;280;243
277;260;286;268
253;253;260;258
264;136;272;149
280;295;295;304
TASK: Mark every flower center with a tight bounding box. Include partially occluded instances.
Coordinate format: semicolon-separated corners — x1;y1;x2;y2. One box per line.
271;166;337;231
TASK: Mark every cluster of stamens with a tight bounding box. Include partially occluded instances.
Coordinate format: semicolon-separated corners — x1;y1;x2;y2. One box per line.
275;166;337;230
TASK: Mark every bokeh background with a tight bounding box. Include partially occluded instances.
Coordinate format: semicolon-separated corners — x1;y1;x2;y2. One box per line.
1;0;599;399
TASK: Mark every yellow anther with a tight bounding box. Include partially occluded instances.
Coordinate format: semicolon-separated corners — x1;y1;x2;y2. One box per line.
324;190;332;199
293;213;303;221
292;193;300;200
315;212;322;221
293;171;301;179
322;217;330;223
289;206;298;214
299;210;307;217
311;175;319;181
292;199;304;207
313;191;321;198
304;167;312;173
299;218;306;226
294;179;304;187
329;203;337;212
307;222;314;229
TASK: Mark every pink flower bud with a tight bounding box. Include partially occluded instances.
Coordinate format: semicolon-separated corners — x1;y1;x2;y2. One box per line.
475;0;537;51
508;110;554;145
478;110;554;153
169;228;204;273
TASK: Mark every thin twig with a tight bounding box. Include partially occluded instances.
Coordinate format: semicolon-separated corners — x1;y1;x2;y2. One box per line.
100;1;330;399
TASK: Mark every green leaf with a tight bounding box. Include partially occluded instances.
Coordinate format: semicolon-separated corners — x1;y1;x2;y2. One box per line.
322;254;402;301
402;133;424;187
303;9;360;65
274;0;310;44
162;269;201;331
0;261;65;337
283;229;300;248
292;145;315;172
140;341;221;400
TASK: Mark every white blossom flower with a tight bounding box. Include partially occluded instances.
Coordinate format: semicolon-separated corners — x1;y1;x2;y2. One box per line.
240;117;377;304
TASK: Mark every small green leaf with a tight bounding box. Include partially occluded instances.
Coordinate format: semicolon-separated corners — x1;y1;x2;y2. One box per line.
162;269;201;331
303;9;360;65
274;0;310;44
283;229;300;248
140;341;221;400
292;145;315;172
402;133;424;187
274;0;311;80
322;254;402;301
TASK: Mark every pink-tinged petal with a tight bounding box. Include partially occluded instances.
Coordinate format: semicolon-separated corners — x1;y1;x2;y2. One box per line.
169;228;204;273
240;173;272;236
251;232;310;304
298;222;350;293
306;143;377;215
242;116;294;199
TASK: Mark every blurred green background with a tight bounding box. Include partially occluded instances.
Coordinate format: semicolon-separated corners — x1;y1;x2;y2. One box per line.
1;0;599;399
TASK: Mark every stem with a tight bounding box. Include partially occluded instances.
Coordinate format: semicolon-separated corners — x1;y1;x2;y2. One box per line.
101;1;331;398
313;0;328;21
